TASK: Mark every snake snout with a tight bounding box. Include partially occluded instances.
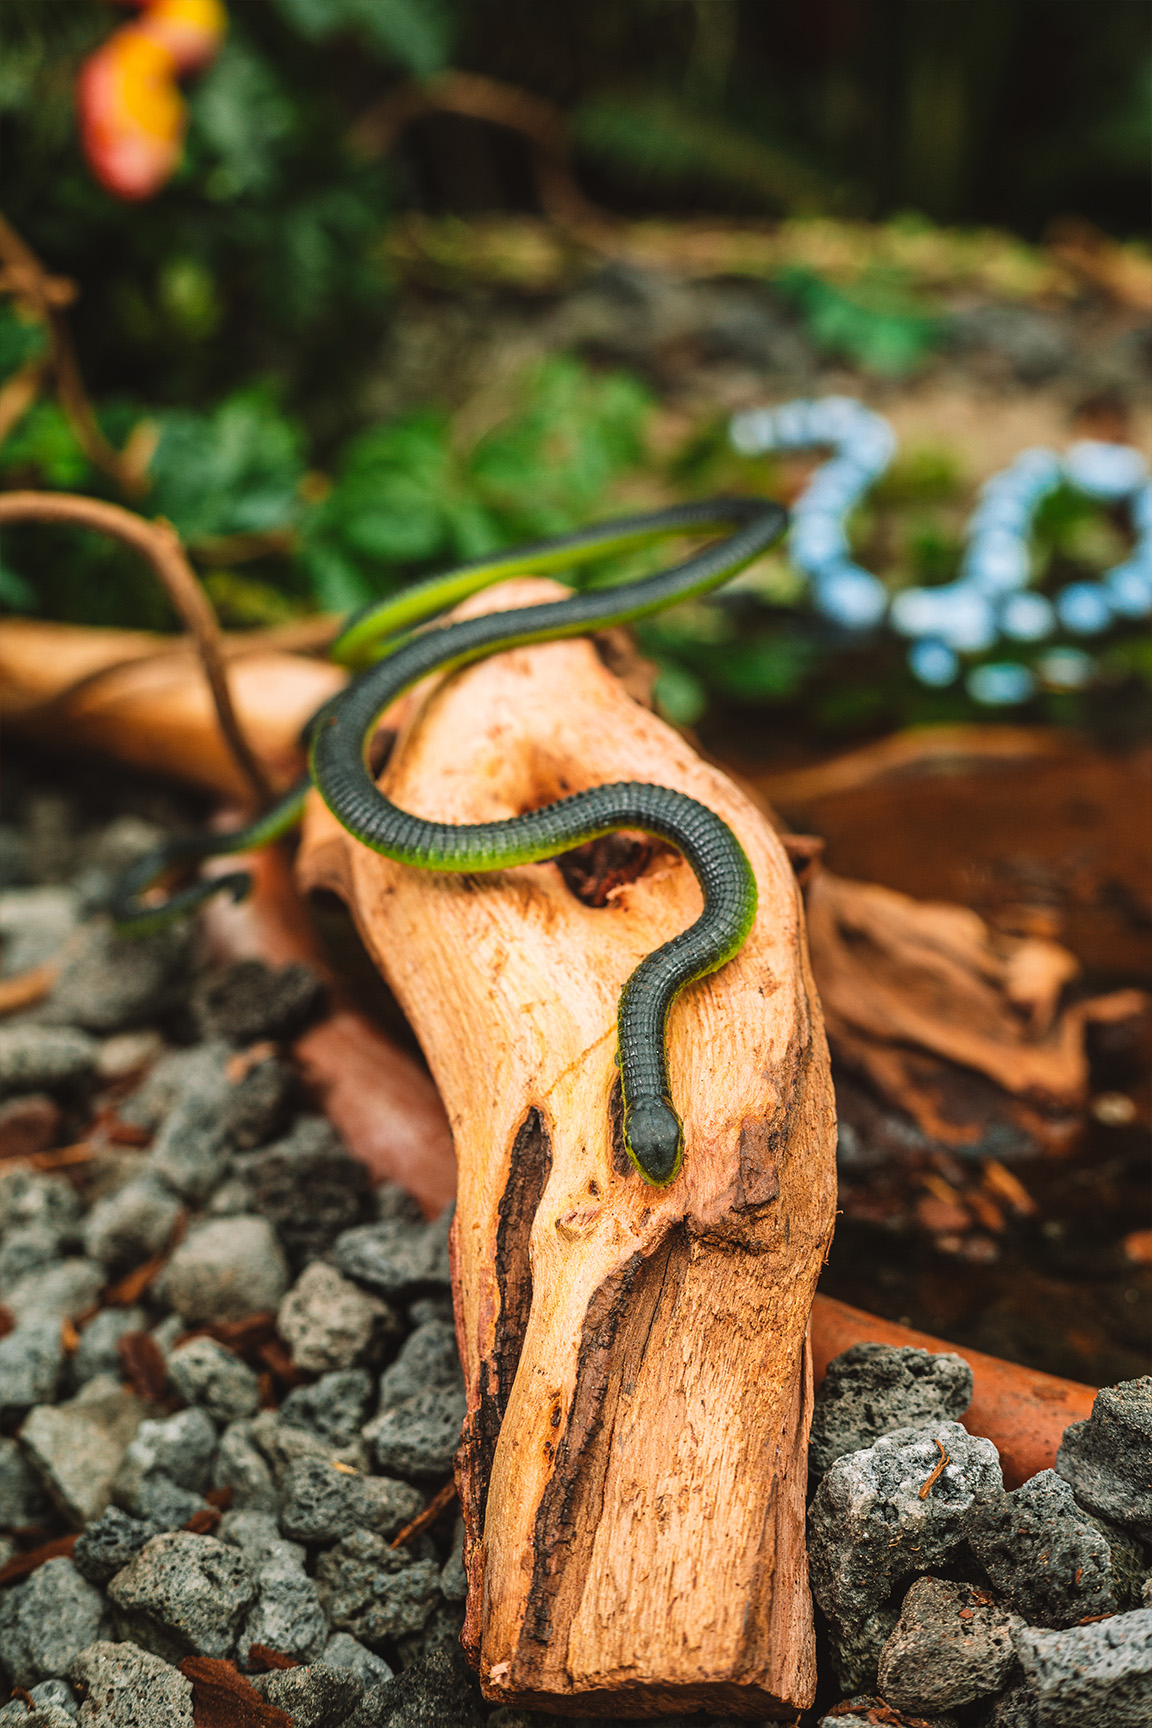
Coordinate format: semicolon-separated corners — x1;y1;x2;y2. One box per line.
624;1095;684;1187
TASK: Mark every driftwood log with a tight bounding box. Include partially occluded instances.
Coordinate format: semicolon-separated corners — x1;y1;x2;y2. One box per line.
297;579;838;1719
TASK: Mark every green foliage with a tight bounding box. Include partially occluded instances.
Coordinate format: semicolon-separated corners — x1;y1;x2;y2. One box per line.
0;304;48;378
572;94;843;216
303;358;653;609
146;388;307;545
0;403;92;491
775;268;943;377
269;0;454;74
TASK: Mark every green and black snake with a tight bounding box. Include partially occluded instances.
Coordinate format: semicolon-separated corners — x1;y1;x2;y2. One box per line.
113;496;787;1185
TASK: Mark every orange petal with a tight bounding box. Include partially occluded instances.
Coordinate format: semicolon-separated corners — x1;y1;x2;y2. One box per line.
77;29;185;201
143;0;228;73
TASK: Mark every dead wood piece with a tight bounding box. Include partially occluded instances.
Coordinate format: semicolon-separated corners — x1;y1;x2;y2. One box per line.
296;578;837;1718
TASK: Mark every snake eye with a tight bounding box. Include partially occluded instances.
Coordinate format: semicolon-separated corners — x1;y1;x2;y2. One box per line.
623;1096;683;1186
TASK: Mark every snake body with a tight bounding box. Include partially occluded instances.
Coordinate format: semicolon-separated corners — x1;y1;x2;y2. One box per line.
115;497;786;1184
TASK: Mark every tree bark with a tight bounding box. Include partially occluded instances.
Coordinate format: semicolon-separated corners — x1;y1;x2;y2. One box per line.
297;579;837;1718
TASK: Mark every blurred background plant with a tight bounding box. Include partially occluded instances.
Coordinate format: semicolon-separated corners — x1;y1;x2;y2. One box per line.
1;0;1149;753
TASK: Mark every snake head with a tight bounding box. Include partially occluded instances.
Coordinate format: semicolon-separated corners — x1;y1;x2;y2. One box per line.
623;1095;683;1187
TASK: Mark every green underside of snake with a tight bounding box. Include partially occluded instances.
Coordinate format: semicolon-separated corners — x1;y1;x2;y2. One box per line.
113;497;787;1185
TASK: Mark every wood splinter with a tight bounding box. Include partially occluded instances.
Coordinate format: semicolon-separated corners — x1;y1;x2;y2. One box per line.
297;578;838;1719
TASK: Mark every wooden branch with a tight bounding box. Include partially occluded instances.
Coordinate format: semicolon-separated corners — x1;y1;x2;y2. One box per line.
297;579;837;1718
0;493;276;807
0;613;344;803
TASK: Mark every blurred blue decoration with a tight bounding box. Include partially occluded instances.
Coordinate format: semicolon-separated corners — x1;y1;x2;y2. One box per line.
730;396;1152;709
728;396;894;628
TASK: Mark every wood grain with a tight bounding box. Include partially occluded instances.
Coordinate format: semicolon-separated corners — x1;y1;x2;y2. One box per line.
297;579;837;1718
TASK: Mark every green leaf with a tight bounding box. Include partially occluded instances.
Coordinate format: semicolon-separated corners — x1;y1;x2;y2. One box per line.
146;388;306;544
0;302;47;381
269;0;453;74
0;401;91;489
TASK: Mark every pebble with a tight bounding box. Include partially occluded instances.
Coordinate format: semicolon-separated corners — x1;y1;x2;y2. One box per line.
0;1702;76;1728
817;1700;959;1728
971;1468;1124;1626
0;1226;76;1297
81;1178;182;1270
876;1576;1020;1713
331;1209;453;1303
277;1264;398;1374
72;1508;165;1587
322;1632;394;1689
395;1600;466;1668
0;886;79;977
67;1638;194;1726
0;1558;109;1689
192;958;326;1045
1056;1377;1152;1541
0;1027;99;1098
246;1117;373;1269
95;1030;166;1085
144;1048;233;1203
166;1335;261;1423
0;1318;65;1428
248;1410;368;1486
211;1419;279;1513
342;1648;483;1728
3;1261;104;1325
1012;1607;1152;1727
114;1406;218;1498
0;1172;81;1239
807;1422;1003;1646
315;1530;443;1647
40;923;192;1036
277;1456;423;1546
19;1376;146;1528
248;1662;363;1727
119;1045;226;1135
279;1370;375;1448
363;1386;467;1481
238;1542;330;1668
107;1530;258;1663
808;1343;973;1479
222;1054;295;1149
161;1216;289;1324
71;1308;148;1387
0;1435;52;1527
378;1321;463;1407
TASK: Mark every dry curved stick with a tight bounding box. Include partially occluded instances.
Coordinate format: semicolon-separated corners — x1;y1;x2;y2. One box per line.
0;216;151;496
350;70;609;234
0;490;273;807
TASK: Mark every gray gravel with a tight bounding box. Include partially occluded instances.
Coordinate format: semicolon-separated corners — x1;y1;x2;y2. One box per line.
143;1048;232;1202
0;1559;109;1689
278;1456;423;1546
70;1309;148;1389
322;1632;394;1689
1012;1608;1152;1727
0;1436;51;1528
1057;1378;1152;1542
106;1530;258;1663
192;958;325;1045
364;1388;467;1482
248;1661;363;1726
0;1027;99;1098
330;1210;452;1303
808;1421;1002;1686
3;1262;104;1326
279;1370;375;1448
211;1419;279;1513
160;1215;288;1324
316;1531;443;1648
0;1318;65;1429
19;1377;145;1528
244;1117;373;1270
971;1468;1127;1626
165;1336;261;1423
876;1575;1020;1713
277;1263;398;1374
237;1539;330;1667
67;1639;194;1727
81;1180;181;1271
72;1509;165;1588
39;924;192;1037
808;1343;973;1479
